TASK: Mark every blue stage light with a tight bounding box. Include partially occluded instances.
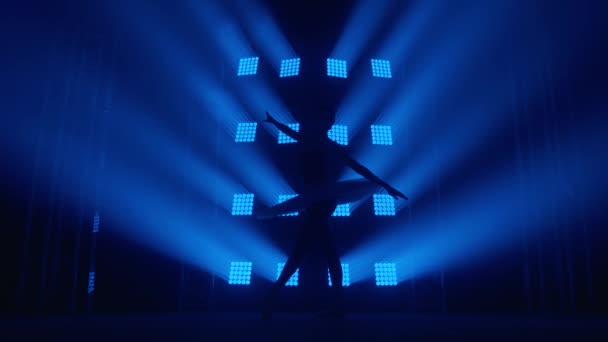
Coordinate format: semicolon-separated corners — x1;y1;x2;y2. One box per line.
278;194;299;216
327;58;348;78
228;261;253;285
232;193;254;216
238;57;259;76
277;262;299;286
235;122;258;142
371;59;392;78
332;203;351;217
373;194;395;216
374;263;397;286
278;123;300;144
371;125;393;145
328;125;349;145
328;263;351;287
280;58;301;77
87;272;96;294
92;211;100;233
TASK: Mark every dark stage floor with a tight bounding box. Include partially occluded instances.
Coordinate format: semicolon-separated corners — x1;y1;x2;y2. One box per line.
2;312;607;341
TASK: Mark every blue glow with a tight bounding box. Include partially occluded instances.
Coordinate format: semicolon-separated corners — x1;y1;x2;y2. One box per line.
277;262;299;286
371;59;392;78
328;263;351;287
92;212;100;233
331;0;397;67
88;272;96;294
235;122;258;142
371;125;393;145
278;194;299;216
328;125;349;145
237;57;259;76
332;203;351;217
280;58;301;77
278;123;300;144
373;194;395;216
374;263;397;286
228;261;253;285
326;58;348;78
231;193;254;216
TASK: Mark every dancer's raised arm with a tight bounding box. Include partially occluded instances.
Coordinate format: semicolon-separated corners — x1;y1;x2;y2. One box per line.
264;111;302;142
336;147;408;200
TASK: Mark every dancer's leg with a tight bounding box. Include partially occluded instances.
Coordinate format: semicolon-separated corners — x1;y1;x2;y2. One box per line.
322;225;344;314
262;228;311;319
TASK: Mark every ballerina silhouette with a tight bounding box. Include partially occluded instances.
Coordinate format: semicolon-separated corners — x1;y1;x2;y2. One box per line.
261;111;406;319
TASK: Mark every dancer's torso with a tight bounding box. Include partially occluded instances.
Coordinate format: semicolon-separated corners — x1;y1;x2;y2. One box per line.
297;138;343;190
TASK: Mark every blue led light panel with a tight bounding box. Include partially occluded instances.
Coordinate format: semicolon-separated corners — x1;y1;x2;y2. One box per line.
235;122;258;142
371;59;392;78
278;194;299;216
328;125;349;145
328;263;351;287
280;58;301;77
88;272;96;294
373;194;396;216
238;57;259;76
374;263;397;286
332;203;350;217
327;58;347;78
277;262;299;286
371;125;393;145
232;193;254;216
278;123;300;144
228;261;253;285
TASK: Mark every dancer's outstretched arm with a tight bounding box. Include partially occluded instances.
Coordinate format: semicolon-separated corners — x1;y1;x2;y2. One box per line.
339;148;408;200
264;111;302;142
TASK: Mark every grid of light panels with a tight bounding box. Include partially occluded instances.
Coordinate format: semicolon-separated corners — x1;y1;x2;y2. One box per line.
374;263;398;286
327;58;348;78
371;125;393;145
373;194;396;216
276;262;299;286
278;123;300;144
235;122;258;142
232;193;255;216
328;125;349;145
278;194;299;216
332;203;351;217
228;261;253;285
328;263;351;287
221;262;408;287
280;58;301;77
371;59;392;78
237;57;259;76
236;57;394;78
